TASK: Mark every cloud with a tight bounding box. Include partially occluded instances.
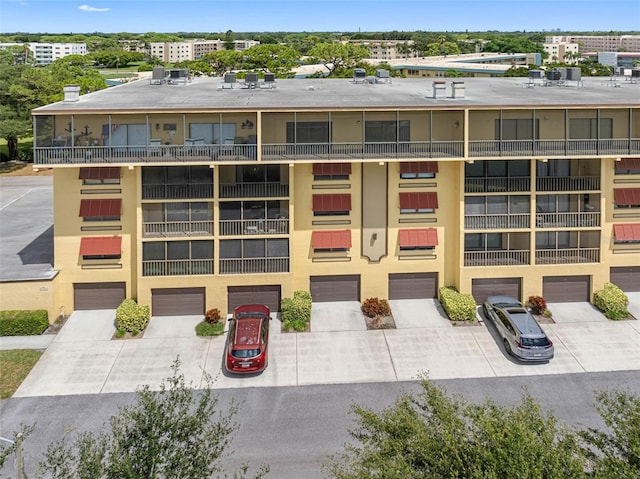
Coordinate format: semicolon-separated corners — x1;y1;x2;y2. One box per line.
78;4;110;12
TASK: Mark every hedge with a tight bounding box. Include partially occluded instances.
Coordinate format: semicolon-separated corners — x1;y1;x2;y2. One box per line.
281;290;312;332
439;286;476;322
593;282;629;320
115;299;150;333
0;310;49;336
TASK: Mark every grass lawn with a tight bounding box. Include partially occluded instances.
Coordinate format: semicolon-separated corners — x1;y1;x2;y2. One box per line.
0;349;42;399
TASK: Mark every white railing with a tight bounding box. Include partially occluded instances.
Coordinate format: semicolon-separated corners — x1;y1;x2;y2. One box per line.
142;259;214;276
464;214;530;230
468;138;639;158
219;257;289;274
535;212;600;228
142;183;213;200
219;219;289;236
536;176;600;191
535;248;600;264
143;221;214;238
464;250;530;266
219;182;289;198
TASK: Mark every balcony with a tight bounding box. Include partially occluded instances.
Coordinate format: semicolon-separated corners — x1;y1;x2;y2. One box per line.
219;182;289;198
142;259;214;276
535;248;600;264
464;250;530;267
219;257;289;274
535;212;600;228
465;214;530;230
468;139;640;158
220;218;289;236
465;177;531;193
536;176;600;191
142;183;213;200
143;221;214;238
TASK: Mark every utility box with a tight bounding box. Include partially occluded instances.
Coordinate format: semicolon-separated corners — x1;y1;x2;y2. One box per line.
451;81;465;98
432;81;446;98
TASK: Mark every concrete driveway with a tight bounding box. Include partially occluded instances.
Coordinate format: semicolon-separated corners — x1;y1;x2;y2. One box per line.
547;302;607;323
390;299;451;328
627;292;640;320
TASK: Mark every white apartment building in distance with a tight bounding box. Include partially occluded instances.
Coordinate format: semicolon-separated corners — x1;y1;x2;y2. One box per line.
543;42;579;63
545;35;640;53
149;39;260;62
24;42;87;65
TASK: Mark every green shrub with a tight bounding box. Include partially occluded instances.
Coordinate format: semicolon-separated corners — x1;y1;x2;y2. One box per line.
0;310;49;336
362;298;391;318
439;286;476;322
195;321;225;336
593;283;629;320
281;290;312;332
115;299;150;333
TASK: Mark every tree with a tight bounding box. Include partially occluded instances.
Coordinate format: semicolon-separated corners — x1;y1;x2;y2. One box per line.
203;50;244;76
579;389;640;479
33;359;268;479
306;43;370;77
242;44;300;77
325;379;586;478
224;30;235;51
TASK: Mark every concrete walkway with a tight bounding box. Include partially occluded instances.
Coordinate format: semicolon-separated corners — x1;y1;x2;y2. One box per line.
5;302;640;398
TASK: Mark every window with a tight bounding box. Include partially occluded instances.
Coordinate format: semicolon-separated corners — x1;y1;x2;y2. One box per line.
615;158;640;175
142;241;214;261
465;233;504;251
495;119;539;140
400;162;438;179
614;188;640;208
188;123;237;144
312;194;351;216
313;163;351;180
569;118;613;139
365;120;410;142
102;124;149;146
465;196;530;215
286;122;329;143
465;160;529;178
79;199;121;221
399;192;438;214
220;239;289;258
79;167;120;185
238;164;280;183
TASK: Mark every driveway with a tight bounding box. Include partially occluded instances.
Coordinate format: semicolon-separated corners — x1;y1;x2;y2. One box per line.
311;302;366;332
546;302;607;323
627;292;640;320
390;299;451;328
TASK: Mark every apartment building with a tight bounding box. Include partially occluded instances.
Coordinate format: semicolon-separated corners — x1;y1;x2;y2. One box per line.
25;42;87;65
543;42;579;63
28;77;640;317
345;39;417;60
149;39;260;62
545;35;640;53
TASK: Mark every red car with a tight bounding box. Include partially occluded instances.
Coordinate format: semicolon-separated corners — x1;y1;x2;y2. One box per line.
224;304;271;374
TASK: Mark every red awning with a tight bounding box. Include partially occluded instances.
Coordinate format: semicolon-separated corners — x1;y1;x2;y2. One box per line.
312;194;351;212
614;188;640;206
399;161;439;174
312;163;352;175
79;199;122;217
399;192;438;210
615;158;640;171
79;236;122;256
312;230;352;249
613;223;640;241
78;167;120;180
398;228;439;247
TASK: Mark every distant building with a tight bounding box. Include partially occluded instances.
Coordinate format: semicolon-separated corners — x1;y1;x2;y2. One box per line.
344;39;417;60
543;42;579;63
149;39;260;62
582;51;640;68
20;42;87;66
545;35;640;53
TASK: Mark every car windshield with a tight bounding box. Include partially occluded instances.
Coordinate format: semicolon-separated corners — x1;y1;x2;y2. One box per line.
521;337;550;347
231;348;260;359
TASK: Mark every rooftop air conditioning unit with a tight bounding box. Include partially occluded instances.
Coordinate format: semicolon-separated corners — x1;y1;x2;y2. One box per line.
566;67;581;81
152;66;166;80
353;68;366;82
529;70;544;79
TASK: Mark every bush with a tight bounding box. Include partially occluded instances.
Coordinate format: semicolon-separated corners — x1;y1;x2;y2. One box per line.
281;290;312;332
527;296;547;315
115;299;150;333
362;298;391;318
593;283;629;320
439;286;476;322
205;308;222;324
195;321;225;336
0;310;49;336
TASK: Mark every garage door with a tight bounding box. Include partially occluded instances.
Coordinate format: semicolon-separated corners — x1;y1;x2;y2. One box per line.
543;276;590;302
610;266;640;292
227;285;281;314
389;273;438;299
472;277;522;304
310;275;360;302
152;287;205;316
74;282;126;310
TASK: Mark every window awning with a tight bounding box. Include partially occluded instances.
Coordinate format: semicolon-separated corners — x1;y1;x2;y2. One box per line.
614;188;640;206
615;158;640;170
79;167;120;180
79;236;122;256
313;163;352;175
614;223;640;241
312;194;351;212
399;192;438;209
79;199;122;217
312;230;352;249
399;161;439;174
399;228;439;247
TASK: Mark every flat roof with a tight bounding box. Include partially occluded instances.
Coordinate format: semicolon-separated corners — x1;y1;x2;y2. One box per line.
33;76;640;114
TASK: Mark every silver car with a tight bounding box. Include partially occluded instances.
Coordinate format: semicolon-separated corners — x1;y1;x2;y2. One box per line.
483;296;554;362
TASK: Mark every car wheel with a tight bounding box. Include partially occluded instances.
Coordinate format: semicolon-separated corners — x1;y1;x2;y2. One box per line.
503;338;512;356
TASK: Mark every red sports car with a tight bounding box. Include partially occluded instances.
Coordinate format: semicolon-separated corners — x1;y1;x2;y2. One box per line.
224;304;271;374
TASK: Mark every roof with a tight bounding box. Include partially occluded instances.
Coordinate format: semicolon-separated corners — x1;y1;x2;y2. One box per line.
32;76;640;115
232;316;263;349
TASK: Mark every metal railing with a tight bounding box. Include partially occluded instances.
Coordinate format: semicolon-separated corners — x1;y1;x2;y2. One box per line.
464;250;530;267
143;221;214;238
464;214;530;230
142;183;213;200
535;248;600;264
142;259;214;276
468;138;640;157
219;182;289;198
219;257;289;274
535;212;600;228
219;218;289;236
464;177;531;193
536;176;600;191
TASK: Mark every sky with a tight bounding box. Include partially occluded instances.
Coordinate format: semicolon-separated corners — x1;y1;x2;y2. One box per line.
1;0;639;34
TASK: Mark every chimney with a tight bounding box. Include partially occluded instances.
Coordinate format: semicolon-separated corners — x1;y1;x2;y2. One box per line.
63;84;81;102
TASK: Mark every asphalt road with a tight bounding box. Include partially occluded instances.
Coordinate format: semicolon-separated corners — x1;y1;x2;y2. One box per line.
1;371;640;478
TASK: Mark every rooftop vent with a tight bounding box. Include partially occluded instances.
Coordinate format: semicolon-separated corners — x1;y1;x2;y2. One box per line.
263;72;276;89
222;72;236;89
451;81;465;98
432;81;446;98
63;84;80;102
353;68;366;83
149;66;166;85
375;69;391;83
244;72;259;89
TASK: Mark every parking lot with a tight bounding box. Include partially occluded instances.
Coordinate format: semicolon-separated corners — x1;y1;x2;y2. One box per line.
8;299;640;397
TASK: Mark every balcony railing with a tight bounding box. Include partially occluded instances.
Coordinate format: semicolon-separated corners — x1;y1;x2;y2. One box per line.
468;139;640;157
464;250;530;267
535;212;600;228
536;176;600;191
219;257;289;274
143;221;214;238
465;177;531;193
535;248;600;264
464;214;530;230
142;183;213;200
219;182;289;198
219;218;289;236
142;259;214;276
